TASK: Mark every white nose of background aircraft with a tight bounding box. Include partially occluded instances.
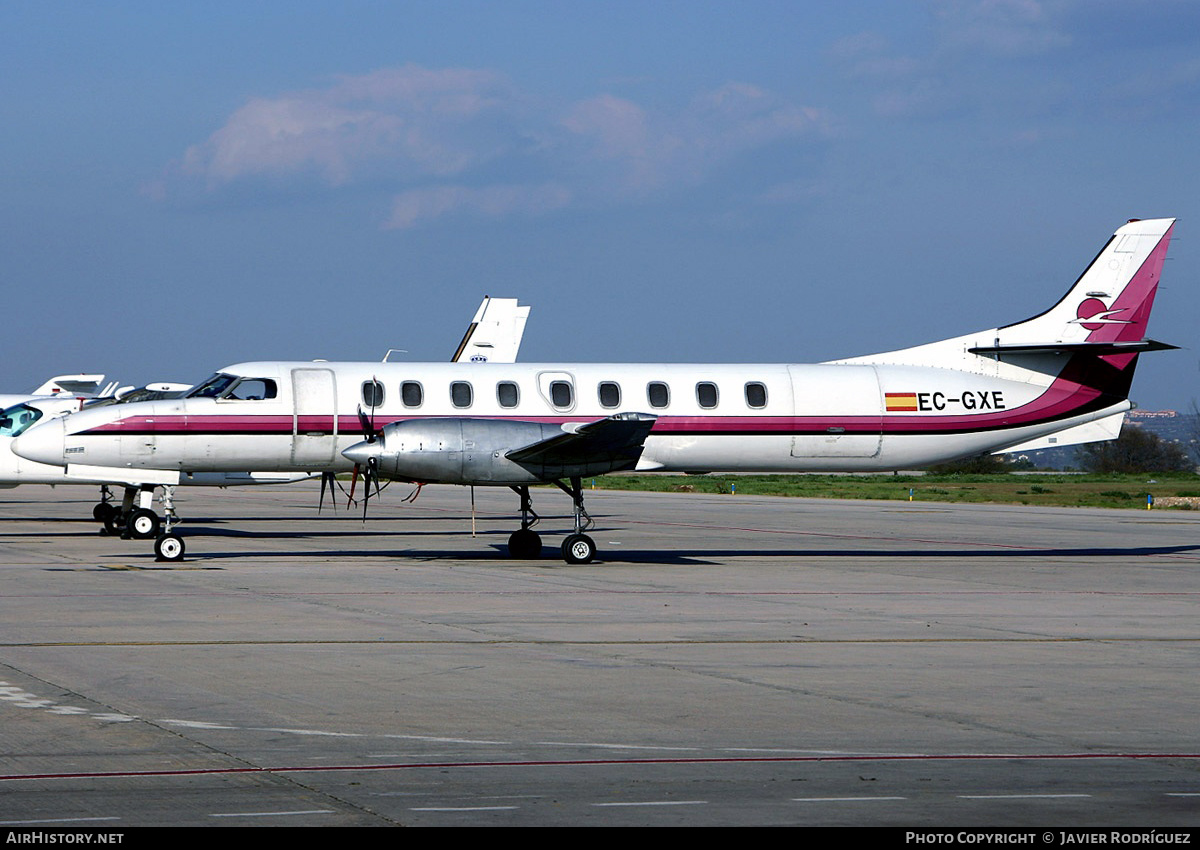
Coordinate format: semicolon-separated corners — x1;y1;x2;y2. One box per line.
12;219;1180;564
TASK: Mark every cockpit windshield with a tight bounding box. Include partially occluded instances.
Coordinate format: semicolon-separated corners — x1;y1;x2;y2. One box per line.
0;404;43;438
186;373;239;399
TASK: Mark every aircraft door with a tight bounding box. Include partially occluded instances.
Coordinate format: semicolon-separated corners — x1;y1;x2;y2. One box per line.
291;368;338;465
788;365;882;458
118;406;159;464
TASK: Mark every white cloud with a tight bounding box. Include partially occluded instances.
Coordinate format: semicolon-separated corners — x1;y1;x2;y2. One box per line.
830;1;1072;122
933;0;1071;58
177;65;516;189
156;64;827;227
384;183;572;229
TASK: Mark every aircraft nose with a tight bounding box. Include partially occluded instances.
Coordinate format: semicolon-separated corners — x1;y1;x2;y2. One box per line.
11;416;67;467
341;440;379;467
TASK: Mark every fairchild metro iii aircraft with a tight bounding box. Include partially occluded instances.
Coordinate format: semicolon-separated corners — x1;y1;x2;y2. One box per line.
13;219;1178;564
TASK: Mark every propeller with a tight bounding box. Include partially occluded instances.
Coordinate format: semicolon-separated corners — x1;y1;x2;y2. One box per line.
320;381;385;516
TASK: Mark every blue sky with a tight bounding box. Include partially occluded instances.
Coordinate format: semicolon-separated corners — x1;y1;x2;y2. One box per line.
2;0;1198;409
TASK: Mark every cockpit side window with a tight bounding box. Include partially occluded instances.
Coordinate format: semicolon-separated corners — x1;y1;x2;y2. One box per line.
0;404;43;438
224;379;277;401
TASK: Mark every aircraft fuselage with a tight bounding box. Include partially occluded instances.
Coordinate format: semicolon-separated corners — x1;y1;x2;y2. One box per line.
14;357;1126;481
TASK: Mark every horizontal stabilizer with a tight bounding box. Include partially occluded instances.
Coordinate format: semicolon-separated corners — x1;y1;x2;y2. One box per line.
967;339;1179;357
507;412;657;477
995;410;1127;454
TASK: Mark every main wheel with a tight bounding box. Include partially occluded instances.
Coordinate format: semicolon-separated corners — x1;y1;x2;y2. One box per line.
93;503;115;523
127;508;161;540
154;533;185;562
507;528;542;559
561;533;596;564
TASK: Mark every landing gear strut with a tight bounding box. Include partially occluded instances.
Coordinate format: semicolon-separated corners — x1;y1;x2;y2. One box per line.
153;485;184;562
505;478;597;564
555;477;596;564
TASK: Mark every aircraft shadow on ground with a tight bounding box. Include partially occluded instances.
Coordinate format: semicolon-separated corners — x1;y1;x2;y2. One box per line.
5;517;1200;566
27;534;1200;568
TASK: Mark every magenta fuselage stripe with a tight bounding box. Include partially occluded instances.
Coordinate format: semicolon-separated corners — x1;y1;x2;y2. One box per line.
74;395;1115;439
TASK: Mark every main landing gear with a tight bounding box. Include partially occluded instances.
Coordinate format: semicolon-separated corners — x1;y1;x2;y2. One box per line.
506;477;597;564
93;484;185;562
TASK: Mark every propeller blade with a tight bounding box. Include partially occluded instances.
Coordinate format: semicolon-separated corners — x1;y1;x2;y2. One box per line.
318;471;338;514
362;456;379;522
356;405;377;444
347;464;360;508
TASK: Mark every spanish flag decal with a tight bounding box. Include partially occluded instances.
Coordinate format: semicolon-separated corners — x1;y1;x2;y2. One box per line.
885;392;918;412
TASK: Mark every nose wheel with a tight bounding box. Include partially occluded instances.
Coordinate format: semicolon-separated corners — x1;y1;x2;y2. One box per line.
154;533;185;562
561;533;596;564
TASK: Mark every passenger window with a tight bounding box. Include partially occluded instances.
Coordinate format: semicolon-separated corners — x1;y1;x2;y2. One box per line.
497;381;520;408
451;381;473;408
362;380;384;408
550;380;573;408
745;382;767;408
598;381;621;408
696;382;718;409
401;381;423;408
647;382;670;409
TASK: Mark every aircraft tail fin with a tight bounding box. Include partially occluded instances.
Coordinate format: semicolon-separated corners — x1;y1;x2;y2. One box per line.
994;217;1175;349
451;297;531;363
837;218;1177;388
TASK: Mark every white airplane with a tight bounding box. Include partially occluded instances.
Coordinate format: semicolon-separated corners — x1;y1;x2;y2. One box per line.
1;297;531;552
13;219;1177;564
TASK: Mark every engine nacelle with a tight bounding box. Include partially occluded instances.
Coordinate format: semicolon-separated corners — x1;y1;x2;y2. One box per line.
373;418;564;485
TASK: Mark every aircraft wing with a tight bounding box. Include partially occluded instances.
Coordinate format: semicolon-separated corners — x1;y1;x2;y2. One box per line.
505;412;657;479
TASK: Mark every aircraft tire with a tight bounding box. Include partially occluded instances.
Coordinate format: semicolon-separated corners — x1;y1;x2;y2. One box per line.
128;508;160;540
154;533;185;562
93;503;115;523
103;512;125;536
561;533;596;565
507;528;542;559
